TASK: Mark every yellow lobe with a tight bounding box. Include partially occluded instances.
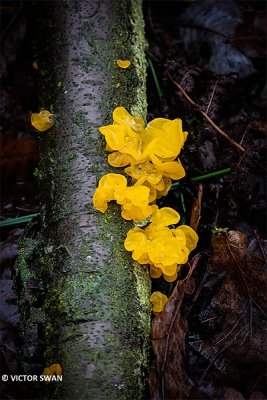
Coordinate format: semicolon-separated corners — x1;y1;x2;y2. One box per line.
93;173;127;213
149;265;162;279
163;272;178;282
43;364;62;376
175;225;199;252
108;152;133;167
116;59;131;69
31;110;54;131
113;107;144;133
149;291;168;313
43;363;62;383
92;189;108;213
150;207;180;227
99;125;125;151
160;263;178;276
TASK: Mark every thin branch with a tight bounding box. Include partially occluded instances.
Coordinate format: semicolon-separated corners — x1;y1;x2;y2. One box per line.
254;230;267;264
166;70;246;153
206;79;218;114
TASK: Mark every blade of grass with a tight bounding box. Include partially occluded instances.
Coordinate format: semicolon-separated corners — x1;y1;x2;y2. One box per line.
191;168;231;182
148;58;163;100
0;213;39;228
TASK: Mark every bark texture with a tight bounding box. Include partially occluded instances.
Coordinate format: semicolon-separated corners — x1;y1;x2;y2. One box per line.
15;1;150;399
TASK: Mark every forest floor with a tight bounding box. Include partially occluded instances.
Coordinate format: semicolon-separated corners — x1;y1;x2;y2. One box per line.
0;1;266;399
145;1;266;399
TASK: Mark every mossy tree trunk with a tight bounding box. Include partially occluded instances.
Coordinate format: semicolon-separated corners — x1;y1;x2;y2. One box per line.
15;1;151;399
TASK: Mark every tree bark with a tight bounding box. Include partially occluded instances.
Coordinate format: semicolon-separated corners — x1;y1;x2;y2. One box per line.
15;1;150;399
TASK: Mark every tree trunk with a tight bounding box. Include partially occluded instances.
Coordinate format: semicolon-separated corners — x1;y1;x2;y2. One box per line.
15;1;151;398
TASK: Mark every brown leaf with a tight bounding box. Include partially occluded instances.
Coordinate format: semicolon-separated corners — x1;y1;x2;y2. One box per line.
222;387;245;400
0;129;39;182
200;230;267;364
249;392;267;400
209;230;266;308
190;183;203;232
149;256;201;400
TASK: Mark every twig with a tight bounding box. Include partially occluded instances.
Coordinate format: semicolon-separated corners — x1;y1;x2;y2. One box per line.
235;143;257;173
239;124;250;146
0;3;22;42
180;70;192;86
166;70;246;153
254;230;267;264
185;263;208;318
206;80;218;114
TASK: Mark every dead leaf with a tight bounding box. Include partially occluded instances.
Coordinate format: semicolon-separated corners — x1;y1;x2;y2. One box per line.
222;387;245;400
149;255;201;400
249;392;267;400
190;183;203;232
209;230;266;308
191;230;267;373
0;129;39;182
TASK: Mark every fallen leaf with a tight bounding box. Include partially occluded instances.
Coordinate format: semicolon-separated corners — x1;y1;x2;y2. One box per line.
190;183;203;232
149;255;201;400
222;387;245;400
191;230;267;380
209;230;266;309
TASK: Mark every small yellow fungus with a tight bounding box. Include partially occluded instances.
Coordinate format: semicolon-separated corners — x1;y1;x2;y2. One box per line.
93;173;127;212
43;363;62;383
114;82;121;88
116;59;131;69
32;60;38;69
150;291;168;313
149;265;162;279
31;110;54;131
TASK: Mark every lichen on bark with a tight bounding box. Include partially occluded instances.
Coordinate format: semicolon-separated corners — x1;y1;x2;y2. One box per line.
15;1;150;399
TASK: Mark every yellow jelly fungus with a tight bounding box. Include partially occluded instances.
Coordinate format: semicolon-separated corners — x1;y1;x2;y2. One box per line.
93;173;154;222
175;225;199;252
93;173;127;213
93;107;199;285
32;60;38;69
114;82;121;88
159;263;178;276
150;207;180;227
124;227;148;261
31;110;54;132
116;59;131;69
163;272;178;282
99;108;188;197
149;265;162;279
43;363;62;383
113;107;144;133
147;236;189;266
150;291;169;313
108;152;135;168
124;216;198;270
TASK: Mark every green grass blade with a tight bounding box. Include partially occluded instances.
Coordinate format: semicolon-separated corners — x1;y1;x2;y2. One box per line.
0;213;39;228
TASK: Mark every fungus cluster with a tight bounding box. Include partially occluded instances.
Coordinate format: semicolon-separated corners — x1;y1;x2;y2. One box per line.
93;107;198;312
